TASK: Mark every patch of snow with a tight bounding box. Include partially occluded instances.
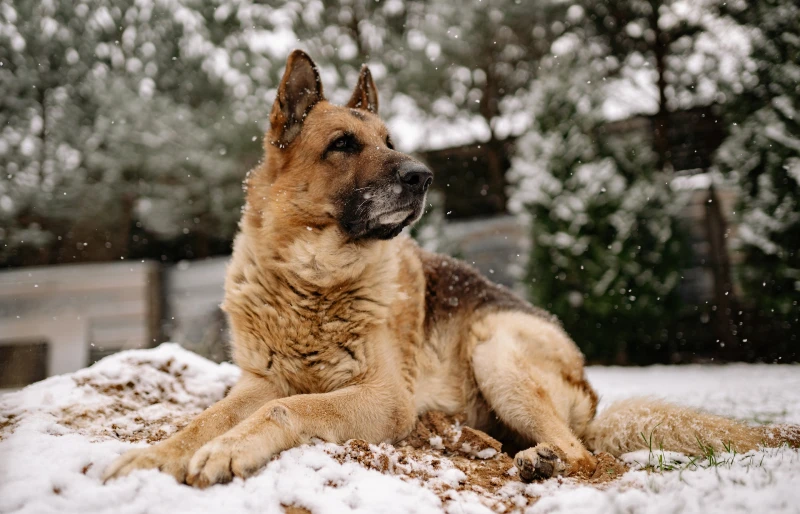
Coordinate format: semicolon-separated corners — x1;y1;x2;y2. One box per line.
786;158;800;185
670;171;712;191
1;346;799;513
619;449;692;468
602;68;659;122
385;93;531;153
474;448;498;460
526;447;800;514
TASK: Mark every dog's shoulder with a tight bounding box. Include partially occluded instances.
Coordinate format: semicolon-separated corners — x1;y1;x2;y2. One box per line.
412;244;558;332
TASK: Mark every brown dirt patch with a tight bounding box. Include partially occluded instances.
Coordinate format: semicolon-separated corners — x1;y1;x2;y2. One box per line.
588;452;628;484
60;404;194;444
58;357;222;443
282;506;312;514
0;412;18;440
331;412;628;513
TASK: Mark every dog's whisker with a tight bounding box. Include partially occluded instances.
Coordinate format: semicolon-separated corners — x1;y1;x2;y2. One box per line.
355;198;371;213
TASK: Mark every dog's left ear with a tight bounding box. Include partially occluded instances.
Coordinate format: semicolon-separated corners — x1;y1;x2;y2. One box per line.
270;49;325;147
346;65;379;114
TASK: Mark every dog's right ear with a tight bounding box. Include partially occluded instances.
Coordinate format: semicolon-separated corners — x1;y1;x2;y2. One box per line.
270;50;325;148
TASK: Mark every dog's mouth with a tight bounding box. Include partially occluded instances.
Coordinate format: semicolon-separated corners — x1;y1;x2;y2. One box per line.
363;203;421;239
341;195;426;241
374;208;414;226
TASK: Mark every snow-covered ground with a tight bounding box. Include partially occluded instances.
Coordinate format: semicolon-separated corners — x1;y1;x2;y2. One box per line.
1;344;798;514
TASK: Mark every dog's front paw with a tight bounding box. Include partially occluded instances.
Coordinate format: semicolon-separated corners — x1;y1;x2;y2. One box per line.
514;443;567;482
186;437;269;488
103;444;191;483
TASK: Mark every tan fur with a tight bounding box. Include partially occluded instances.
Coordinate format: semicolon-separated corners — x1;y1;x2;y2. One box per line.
470;312;598;477
104;50;799;488
584;398;800;456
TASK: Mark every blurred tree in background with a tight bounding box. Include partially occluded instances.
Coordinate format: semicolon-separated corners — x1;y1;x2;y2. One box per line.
579;0;709;170
714;0;800;356
0;0;311;265
508;33;688;364
394;0;554;212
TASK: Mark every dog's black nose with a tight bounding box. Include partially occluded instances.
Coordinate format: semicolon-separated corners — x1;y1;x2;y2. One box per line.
398;161;433;193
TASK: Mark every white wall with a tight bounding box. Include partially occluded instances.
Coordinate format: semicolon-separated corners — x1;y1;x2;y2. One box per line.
0;260;160;376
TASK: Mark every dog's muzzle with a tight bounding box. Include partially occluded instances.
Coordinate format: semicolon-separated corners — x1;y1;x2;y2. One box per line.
338;158;433;241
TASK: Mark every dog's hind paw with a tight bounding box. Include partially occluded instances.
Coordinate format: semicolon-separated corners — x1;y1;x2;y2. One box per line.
514;444;567;482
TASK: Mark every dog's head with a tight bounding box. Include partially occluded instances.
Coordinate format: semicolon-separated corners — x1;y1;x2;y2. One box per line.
248;50;432;243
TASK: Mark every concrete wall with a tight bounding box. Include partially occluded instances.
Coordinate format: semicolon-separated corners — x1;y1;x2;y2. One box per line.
163;257;230;362
674;183;741;303
443;216;526;288
0;260;160;377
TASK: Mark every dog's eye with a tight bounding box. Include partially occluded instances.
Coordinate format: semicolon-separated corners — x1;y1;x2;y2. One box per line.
326;134;361;155
386;136;395;150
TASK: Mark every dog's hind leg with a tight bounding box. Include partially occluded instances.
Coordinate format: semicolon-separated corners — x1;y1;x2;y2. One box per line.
470;311;598;481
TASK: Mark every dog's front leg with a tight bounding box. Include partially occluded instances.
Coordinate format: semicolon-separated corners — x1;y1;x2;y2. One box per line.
103;371;282;483
185;383;414;488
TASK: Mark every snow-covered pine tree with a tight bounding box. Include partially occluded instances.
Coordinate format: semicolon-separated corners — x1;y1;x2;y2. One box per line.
381;0;561;210
508;34;688;363
0;0;292;265
715;0;800;349
579;0;710;171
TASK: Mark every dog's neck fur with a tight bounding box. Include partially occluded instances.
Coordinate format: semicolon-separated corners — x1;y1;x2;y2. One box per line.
239;198;400;293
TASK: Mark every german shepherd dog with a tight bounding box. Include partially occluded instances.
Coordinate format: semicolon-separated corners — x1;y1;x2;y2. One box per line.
105;50;798;488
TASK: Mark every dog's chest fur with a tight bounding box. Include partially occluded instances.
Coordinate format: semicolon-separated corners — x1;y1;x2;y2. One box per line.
222;233;426;396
